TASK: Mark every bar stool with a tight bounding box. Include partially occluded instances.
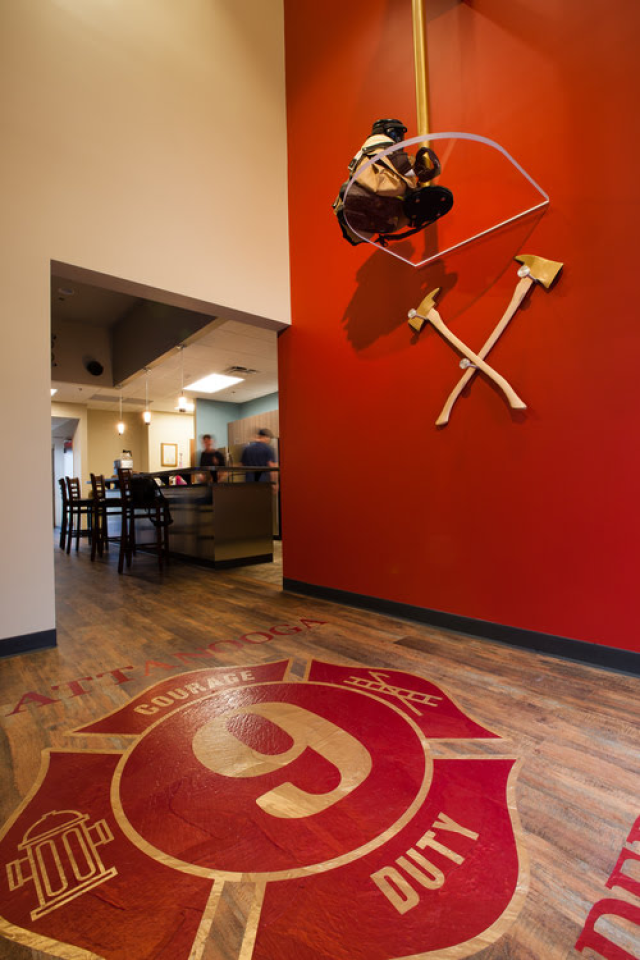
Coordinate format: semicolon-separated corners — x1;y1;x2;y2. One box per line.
58;477;70;550
117;468;171;574
90;473;124;561
65;477;94;554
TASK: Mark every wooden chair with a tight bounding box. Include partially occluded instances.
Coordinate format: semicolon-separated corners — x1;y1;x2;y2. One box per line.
65;477;94;554
58;477;70;550
117;468;171;574
90;473;124;561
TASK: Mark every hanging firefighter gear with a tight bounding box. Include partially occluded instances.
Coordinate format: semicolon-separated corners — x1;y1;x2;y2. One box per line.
333;119;453;246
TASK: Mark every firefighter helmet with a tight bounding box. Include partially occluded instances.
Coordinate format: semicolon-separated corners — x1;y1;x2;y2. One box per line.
371;118;407;142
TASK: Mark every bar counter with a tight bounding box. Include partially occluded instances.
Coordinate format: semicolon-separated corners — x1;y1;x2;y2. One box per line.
108;468;275;568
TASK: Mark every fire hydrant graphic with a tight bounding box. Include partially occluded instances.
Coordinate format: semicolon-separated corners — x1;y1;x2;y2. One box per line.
6;809;117;921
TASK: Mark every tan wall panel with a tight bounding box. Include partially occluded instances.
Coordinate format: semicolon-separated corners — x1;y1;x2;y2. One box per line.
0;0;288;643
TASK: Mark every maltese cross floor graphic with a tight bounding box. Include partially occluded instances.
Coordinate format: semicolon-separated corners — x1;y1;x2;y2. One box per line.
0;660;527;959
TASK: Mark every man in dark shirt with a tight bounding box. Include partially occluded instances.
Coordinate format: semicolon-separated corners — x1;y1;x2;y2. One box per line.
241;429;278;488
199;434;225;482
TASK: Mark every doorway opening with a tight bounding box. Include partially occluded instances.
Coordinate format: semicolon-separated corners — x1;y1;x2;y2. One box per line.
51;261;284;591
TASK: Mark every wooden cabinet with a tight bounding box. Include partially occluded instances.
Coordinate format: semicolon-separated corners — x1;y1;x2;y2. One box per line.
228;409;279;446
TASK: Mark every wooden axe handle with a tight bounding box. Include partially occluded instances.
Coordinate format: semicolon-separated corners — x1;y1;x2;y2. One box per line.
427;309;527;411
435;276;533;426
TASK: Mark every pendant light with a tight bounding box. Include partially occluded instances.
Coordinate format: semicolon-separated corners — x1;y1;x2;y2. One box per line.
143;369;151;424
177;345;188;412
117;391;126;435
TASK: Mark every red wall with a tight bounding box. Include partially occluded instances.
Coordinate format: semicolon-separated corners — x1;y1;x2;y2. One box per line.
279;0;640;651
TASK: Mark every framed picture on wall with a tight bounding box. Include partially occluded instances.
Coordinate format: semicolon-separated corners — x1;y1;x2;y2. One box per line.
161;443;178;467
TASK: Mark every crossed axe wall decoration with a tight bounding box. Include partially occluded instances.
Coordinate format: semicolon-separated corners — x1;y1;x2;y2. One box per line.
408;254;563;426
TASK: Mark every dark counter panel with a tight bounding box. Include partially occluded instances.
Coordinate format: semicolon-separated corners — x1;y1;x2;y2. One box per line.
136;482;273;568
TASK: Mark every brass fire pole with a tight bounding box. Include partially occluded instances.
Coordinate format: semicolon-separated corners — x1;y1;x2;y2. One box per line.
412;0;431;140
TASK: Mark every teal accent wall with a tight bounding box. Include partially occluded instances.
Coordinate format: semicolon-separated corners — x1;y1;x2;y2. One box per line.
195;399;238;453
195;392;279;455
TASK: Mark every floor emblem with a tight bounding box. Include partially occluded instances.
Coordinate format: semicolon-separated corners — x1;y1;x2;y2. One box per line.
0;660;527;959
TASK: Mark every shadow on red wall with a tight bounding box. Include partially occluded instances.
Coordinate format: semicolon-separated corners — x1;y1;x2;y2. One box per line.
341;212;544;358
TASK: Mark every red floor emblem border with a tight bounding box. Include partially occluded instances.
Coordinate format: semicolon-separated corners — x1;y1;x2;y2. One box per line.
0;659;528;960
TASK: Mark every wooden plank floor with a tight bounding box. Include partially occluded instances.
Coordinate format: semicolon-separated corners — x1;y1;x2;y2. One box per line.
0;542;639;959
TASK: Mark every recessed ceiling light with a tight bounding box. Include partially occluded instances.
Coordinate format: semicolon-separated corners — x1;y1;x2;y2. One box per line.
186;373;243;394
50;388;57;396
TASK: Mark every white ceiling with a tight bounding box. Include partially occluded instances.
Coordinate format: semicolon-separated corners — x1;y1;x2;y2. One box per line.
51;278;280;416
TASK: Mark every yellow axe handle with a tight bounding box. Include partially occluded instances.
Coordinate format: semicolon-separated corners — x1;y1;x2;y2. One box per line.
435;276;533;426
427;309;527;411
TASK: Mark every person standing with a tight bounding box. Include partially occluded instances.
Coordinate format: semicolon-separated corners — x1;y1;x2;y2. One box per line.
241;428;278;490
199;434;225;482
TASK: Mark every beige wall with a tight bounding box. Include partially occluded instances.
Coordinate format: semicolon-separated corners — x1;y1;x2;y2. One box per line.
86;409;150;480
147;413;195;473
73;405;194;478
0;0;289;644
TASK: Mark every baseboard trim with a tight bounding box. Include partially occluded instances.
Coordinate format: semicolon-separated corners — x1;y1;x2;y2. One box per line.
167;551;274;569
0;629;57;659
214;554;273;569
282;579;640;676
